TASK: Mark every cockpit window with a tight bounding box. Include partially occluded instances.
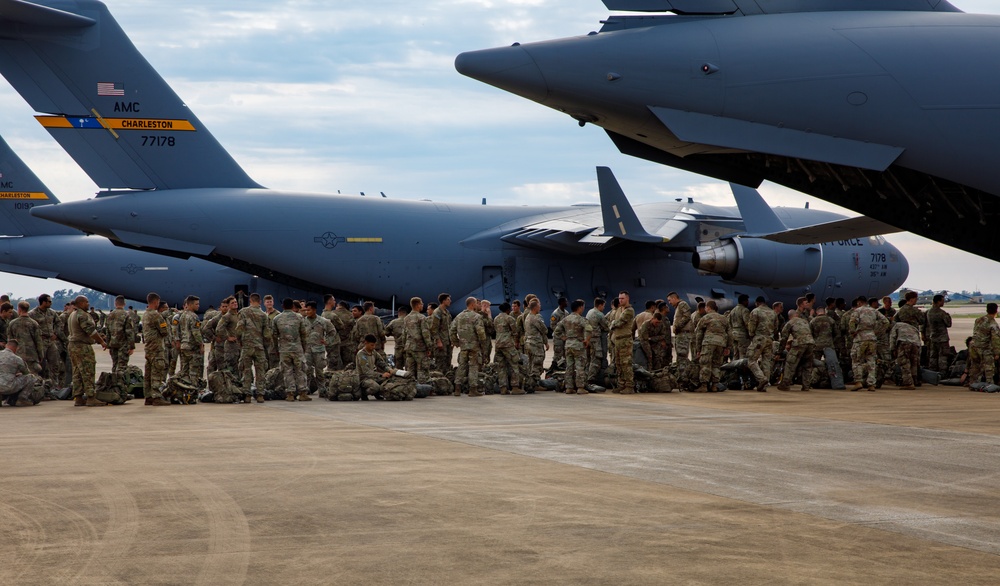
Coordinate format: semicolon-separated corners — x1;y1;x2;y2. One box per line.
869;235;886;245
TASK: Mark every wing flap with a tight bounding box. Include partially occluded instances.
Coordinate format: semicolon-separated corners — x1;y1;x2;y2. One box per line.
603;0;960;14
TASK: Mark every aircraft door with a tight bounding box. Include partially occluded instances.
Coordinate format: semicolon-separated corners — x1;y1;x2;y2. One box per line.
548;266;567;302
867;281;880;298
481;266;504;303
234;285;249;308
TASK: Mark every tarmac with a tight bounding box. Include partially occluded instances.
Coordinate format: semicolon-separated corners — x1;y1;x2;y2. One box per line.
4;312;1000;585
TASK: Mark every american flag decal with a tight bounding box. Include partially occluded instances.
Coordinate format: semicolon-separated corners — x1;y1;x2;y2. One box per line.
97;82;125;96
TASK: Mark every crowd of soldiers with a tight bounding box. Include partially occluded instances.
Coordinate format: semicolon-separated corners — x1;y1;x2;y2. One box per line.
0;285;991;406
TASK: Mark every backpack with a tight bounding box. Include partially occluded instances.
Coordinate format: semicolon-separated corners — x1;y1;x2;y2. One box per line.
164;376;200;404
264;367;286;393
380;376;416;401
208;370;246;403
94;372;132;405
649;368;676;393
327;371;360;401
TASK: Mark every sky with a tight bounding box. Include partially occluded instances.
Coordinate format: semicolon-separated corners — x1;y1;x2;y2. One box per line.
1;0;998;298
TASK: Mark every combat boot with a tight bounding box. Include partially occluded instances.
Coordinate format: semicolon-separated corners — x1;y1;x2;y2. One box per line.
756;380;768;392
297;392;312;401
576;388;588;395
150;397;171;406
900;384;915;390
285;393;296;401
510;388;526;395
15;396;34;407
243;395;252;403
776;384;791;392
849;383;864;392
85;397;109;407
74;395;87;406
468;390;484;397
144;396;153;405
564;388;575;394
500;388;510;395
255;395;266;404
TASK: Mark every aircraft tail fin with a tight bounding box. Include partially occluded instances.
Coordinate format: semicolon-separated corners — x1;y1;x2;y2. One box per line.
597;166;666;243
0;0;261;191
0;134;75;236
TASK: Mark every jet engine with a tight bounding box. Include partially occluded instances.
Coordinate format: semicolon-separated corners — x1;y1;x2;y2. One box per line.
693;237;822;289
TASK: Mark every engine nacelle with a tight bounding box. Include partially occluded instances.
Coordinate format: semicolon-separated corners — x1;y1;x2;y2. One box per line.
693;237;822;288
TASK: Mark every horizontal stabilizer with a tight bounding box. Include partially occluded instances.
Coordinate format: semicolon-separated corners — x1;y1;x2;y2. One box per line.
603;0;960;14
759;216;903;245
651;107;904;171
0;0;95;28
597;166;669;243
730;183;788;236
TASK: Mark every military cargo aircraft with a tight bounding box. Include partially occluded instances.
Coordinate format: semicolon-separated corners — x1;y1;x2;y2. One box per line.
456;0;1000;261
0;134;318;306
0;0;907;309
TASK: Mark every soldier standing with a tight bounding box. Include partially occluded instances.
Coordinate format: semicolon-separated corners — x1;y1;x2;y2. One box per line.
586;298;609;383
263;294;282;369
694;300;731;392
848;297;879;391
273;297;310;401
493;303;523;395
302;300;337;390
746;299;780;392
236;293;271;403
668;292;694;386
176;295;205;387
777;310;815;391
926;294;953;372
9;301;44;375
67;296;108;406
28;294;61;382
479;300;495;363
353;302;386;354
549;297;569;369
106;295;136;377
216;297;241;374
638;312;670;371
809;306;840;385
450;297;487;397
524;299;549;390
202;298;228;374
728;294;752;359
609;291;636;394
385;306;408;369
429;294;454;372
967;303;1000;386
141;292;172;406
334;301;356;367
0;301;10;344
561;299;592;395
404;297;433;383
321;295;344;370
890;301;922;390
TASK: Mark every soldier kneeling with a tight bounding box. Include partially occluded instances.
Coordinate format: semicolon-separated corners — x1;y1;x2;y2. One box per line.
0;340;44;406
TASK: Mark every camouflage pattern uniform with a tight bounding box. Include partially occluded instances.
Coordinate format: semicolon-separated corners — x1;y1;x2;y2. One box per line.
7;315;43;375
638;319;671;371
429;305;454;372
106;308;135;377
356;346;390;398
778;316;815;390
334;307;355;368
746;305;778;386
968;314;1000;385
0;347;39;404
177;309;205;386
694;311;731;390
217;310;241;374
273;310;309;396
28;305;60;381
162;307;179;375
353;314;386;353
493;312;521;393
849;306;879;388
562;312;591;393
67;309;100;399
609;304;636;394
890;321;921;387
141;308;169;400
55;310;70;386
385;316;407;369
479;308;495;363
728;303;752;359
404;311;433;383
321;308;344;370
237;305;271;398
586;307;610;382
450;308;487;396
839;307;857;375
265;307;282;369
304;314;337;388
0;314;6;344
524;312;548;388
672;301;694;384
201;311;224;374
550;306;569;368
926;305;953;372
809;314;839;385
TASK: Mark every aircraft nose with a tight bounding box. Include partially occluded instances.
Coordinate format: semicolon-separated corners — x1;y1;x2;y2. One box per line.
891;242;910;288
455;45;549;103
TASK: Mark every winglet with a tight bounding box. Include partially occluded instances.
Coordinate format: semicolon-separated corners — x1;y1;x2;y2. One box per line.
730;183;788;236
597;166;664;243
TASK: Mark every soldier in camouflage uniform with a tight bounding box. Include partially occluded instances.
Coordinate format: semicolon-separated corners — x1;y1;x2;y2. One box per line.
404;297;434;383
67;296;108;406
668;292;694;387
160;302;178;377
890;302;922;389
967;303;1000;386
264;295;282;370
450;297;487;397
333;301;355;368
549;297;569;369
8;301;43;376
357;334;393;399
353;302;386;355
479;300;495;363
321;295;344;370
777;311;815;391
561;299;592;394
237;293;271;403
429;294;454;372
202;299;228;375
141;293;172;406
302;300;337;391
694;300;732;392
28;294;61;382
273;297;310;400
728;294;752;359
871;298;892;368
0;301;10;345
848;297;879;391
216;297;241;375
176;295;205;387
385;306;408;369
586;298;609;383
809;306;839;386
0;340;42;406
524;299;549;390
638;312;671;371
895;292;926;386
926;294;953;372
746;298;779;392
106;295;136;377
493;302;523;395
516;294;538;383
609;291;637;394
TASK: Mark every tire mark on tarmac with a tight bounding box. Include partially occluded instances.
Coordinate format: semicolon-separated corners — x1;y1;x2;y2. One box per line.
72;479;140;584
177;473;251;586
11;493;100;583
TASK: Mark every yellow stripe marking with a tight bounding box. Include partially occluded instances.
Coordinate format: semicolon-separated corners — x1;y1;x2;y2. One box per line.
612;205;621;220
0;192;49;200
91;108;120;139
346;238;383;243
618;221;626;235
109;118;196;131
36;116;73;128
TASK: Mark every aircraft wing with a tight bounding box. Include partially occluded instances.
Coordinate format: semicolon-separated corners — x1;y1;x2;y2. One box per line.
757;216;903;245
601;0;961;15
